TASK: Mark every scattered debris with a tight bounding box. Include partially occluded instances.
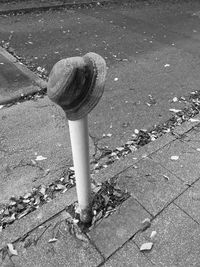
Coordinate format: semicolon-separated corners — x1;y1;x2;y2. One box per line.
0;168;75;229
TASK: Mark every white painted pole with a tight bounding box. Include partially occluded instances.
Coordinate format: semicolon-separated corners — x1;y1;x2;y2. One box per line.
68;116;92;223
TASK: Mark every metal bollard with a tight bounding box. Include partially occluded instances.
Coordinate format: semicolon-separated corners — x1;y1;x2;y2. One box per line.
47;52;107;223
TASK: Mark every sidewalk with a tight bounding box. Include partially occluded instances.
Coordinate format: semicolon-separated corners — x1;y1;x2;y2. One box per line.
1;95;200;265
1;1;200;264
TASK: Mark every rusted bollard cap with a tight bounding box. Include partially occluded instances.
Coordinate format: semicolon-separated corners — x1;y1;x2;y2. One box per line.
47;52;107;120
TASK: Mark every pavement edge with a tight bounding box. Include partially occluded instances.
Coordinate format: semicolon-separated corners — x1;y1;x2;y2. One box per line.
0;46;47;93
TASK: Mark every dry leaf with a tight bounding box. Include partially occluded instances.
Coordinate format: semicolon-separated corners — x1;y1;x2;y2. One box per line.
56;184;66;190
39;186;46;195
116;147;124;151
163;175;169;180
140;242;153;251
141;218;151;231
170;155;179;161
189;118;200;122
169;109;182;113
150;230;157;239
35;155;47;161
75;232;88;242
134;129;139;134
172;97;178;102
7;243;18;256
23;192;31;199
48;238;58;243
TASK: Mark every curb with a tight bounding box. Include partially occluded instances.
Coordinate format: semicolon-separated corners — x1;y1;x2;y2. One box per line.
1;111;200;250
0;46;47;105
0;0;118;16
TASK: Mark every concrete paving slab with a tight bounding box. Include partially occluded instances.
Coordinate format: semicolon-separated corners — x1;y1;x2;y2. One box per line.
94;132;175;184
0;210;103;267
175;179;200;224
115;157;186;216
151;139;200;185
88;197;151;259
133;203;200;267
103;240;154;267
0;187;76;250
180;123;200;150
0;96;95;204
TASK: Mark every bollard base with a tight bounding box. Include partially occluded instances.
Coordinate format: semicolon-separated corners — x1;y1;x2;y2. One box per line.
80;207;93;224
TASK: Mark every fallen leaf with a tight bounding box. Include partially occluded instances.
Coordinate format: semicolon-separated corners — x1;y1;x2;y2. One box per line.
75;232;88;242
140;242;153;251
23;192;31;199
39;185;46;195
116;147;124;151
163;175;169;180
114;77;118;81
164;64;170;67
169;109;182;113
172;97;178;102
150;230;157;239
134;129;139;134
170;155;179;161
56;184;66;190
141;218;151;231
35;155;47;161
7;243;18;256
48;238;58;243
189;118;200;122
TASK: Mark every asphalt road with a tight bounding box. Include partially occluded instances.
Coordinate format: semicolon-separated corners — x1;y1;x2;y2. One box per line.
1;0;200;150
